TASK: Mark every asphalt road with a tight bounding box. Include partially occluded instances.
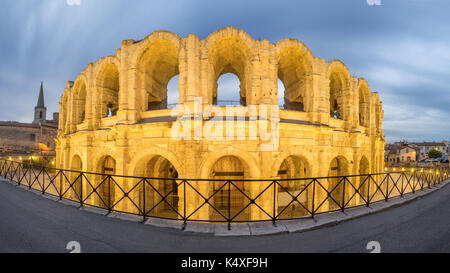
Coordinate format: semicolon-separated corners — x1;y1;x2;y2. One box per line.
0;178;449;253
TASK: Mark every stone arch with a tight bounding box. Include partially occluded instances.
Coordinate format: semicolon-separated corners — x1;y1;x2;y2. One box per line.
208;155;251;221
328;60;351;120
276;155;311;179
134;33;180;112
275;154;312;218
199;148;260;179
358;79;371;127
327;155;349;210
128;147;183;178
358;155;370;202
204;27;256;106
94;154;116;208
71;76;88;128
95;59;120;118
272;152;312;178
68;154;83;200
132;154;181;218
276;39;315;111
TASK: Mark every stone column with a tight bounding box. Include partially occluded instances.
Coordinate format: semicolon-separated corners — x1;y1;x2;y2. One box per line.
121;40;140;124
309;59;330;125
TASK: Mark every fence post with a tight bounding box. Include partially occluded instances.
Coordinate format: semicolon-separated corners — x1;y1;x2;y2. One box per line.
273;180;277;227
143;179;146;222
42;167;45;194
385;173;389;201
228;181;231;230
79;173;83;207
29;161;32;189
108;175;112;213
59;171;63;200
400;172;404;197
341;177;346;212
18;161;21;186
311;179;316;218
367;175;371;207
183;180;186;230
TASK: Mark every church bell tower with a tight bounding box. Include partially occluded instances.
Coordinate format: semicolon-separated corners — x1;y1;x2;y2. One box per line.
33;81;47;124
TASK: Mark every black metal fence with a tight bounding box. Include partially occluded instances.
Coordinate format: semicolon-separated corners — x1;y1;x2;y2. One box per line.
0;158;448;229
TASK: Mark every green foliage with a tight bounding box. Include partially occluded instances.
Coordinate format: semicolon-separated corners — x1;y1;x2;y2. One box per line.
427;149;443;159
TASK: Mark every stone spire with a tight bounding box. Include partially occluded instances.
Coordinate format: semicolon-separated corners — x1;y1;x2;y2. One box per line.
37;81;45;108
33;81;47;124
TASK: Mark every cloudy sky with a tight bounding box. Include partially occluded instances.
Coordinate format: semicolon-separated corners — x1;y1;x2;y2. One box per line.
0;0;449;143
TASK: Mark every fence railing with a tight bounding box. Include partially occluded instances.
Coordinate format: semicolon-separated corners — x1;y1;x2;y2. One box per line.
0;159;448;229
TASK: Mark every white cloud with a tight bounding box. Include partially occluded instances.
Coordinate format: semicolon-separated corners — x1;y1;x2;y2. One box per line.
66;0;81;6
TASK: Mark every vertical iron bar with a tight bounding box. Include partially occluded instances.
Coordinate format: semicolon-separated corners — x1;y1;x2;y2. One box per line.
29;160;32;189
400;172;404;197
341;177;346;212
80;173;83;207
367;175;371;207
183;180;186;229
143;179;146;221
108;175;111;213
385;173;389;201
428;170;431;189
311;179;316;218
273;180;277;227
42;168;45;194
18;162;21;186
228;181;231;230
59;170;63;200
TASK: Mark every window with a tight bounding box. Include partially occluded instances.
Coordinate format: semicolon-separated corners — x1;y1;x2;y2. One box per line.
30;134;36;141
215;73;242;106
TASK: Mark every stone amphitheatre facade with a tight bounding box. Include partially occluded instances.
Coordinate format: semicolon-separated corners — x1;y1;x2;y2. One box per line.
55;27;385;221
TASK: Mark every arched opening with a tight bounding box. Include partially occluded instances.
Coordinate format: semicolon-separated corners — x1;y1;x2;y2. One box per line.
328;156;349;210
137;39;179;111
97;63;119;118
210;156;249;221
166;75;179;109
215;73;242;106
137;155;180;219
277;47;311;111
358;156;370;203
359;83;370;127
73;80;87;126
97;156;116;209
69;155;83;201
329;69;348;120
209;36;251;106
277;156;311;218
277;79;286;109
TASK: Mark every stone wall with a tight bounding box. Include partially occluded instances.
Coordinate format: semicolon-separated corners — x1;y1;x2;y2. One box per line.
0;122;57;154
0;123;39;152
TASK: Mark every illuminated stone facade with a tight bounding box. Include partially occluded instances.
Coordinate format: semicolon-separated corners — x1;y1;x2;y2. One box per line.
55;27;385;220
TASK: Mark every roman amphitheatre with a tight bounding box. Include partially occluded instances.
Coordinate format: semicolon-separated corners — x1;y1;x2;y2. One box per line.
54;27;385;222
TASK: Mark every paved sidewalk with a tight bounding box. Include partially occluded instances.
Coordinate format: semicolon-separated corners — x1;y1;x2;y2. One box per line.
0;177;449;252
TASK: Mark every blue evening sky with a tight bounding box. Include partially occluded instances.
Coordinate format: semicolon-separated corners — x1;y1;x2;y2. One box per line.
0;0;449;142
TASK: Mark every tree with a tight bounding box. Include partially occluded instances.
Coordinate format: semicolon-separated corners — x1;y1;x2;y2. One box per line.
428;149;443;159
